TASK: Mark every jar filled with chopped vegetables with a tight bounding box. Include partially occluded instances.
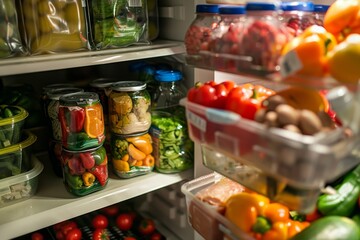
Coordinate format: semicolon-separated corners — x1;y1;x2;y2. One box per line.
108;81;151;135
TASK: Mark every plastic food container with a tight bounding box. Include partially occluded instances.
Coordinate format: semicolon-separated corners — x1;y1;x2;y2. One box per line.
0;155;43;208
208;5;246;71
180;98;360;189
61;144;108;196
45;87;84;141
109;81;151;135
0;130;37;179
59;92;105;151
201;145;322;213
280;1;315;36
88;0;148;49
18;0;89;55
181;173;254;240
0;0;27;58
0;105;28;148
110;132;154;178
149;111;194;173
184;4;221;66
238;2;291;73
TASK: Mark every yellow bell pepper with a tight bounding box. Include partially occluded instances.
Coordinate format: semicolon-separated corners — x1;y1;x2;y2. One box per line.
225;192;292;240
327;33;360;84
82;172;95;187
280;25;337;78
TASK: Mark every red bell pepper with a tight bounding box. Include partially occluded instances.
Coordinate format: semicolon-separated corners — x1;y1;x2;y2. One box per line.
66;107;85;133
79;152;95;169
225;84;275;120
89;164;108;186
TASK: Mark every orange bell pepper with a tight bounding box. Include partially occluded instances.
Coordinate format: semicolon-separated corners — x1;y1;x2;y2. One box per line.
225;192;291;240
280;25;337;77
324;0;360;42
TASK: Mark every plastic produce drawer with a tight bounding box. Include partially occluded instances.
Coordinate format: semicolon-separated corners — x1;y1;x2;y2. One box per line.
180;98;360;189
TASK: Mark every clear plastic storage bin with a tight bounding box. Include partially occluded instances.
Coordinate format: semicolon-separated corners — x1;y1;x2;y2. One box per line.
180;98;360;189
0;155;43;208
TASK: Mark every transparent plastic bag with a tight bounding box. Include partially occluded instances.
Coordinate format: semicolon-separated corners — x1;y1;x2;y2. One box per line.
89;0;149;49
0;0;26;58
18;0;90;55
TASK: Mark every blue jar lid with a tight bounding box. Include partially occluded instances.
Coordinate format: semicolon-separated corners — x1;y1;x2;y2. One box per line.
196;4;220;13
246;2;278;11
314;4;329;13
219;5;246;15
155;70;183;82
281;1;314;12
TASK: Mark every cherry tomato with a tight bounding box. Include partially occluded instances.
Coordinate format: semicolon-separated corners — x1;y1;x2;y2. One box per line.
116;213;134;231
101;205;119;217
31;232;44;240
65;228;82;240
61;221;78;237
92;214;109;229
55;231;65;240
92;228;110;240
138;218;156;235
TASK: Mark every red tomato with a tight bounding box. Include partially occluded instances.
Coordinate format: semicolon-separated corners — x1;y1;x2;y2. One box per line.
55;231;65;240
150;232;164;240
65;228;82;240
193;84;217;107
306;208;322;222
92;214;109;229
101;205;119;216
61;221;78;237
116;213;134;231
92;228;110;240
138;218;156;235
31;232;44;240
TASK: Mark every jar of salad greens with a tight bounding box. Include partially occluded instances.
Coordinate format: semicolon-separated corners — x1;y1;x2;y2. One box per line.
61;144;108;196
108;81;151;135
150;70;193;173
58;92;105;151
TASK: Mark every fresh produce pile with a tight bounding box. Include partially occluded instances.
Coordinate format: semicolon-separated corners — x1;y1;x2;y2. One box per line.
190;173;360;240
22;202;166;240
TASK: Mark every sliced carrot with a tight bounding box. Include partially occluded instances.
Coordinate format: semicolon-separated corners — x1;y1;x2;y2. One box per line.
84;104;104;138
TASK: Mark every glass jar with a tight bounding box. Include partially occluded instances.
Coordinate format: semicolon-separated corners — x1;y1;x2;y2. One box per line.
238;2;291;73
184;4;221;66
109;81;151;135
313;4;330;26
61;144;108;196
110;131;154;178
149;111;194;173
59;92;105;151
209;5;246;71
45;87;84;141
280;1;315;37
150;70;194;173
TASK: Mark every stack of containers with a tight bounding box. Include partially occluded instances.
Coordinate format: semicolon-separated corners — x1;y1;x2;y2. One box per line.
108;81;154;178
58;92;108;196
43;87;84;177
150;70;194;173
0;105;42;207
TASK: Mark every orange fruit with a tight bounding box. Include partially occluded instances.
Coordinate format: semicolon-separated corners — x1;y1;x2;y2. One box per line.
84;104;104;138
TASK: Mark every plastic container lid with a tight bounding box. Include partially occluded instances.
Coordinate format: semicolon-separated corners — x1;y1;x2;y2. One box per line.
0;105;28;127
111;81;147;91
46;87;84;100
219;5;246;14
42;83;75;93
0;131;37;155
0;155;43;190
314;4;330;12
59;92;100;106
246;2;279;11
154;70;183;82
196;4;220;13
89;78;119;88
281;1;315;12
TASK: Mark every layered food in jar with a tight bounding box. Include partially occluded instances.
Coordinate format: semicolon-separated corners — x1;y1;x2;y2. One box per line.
61;144;108;196
110;131;154;178
108;81;151;135
58;92;105;151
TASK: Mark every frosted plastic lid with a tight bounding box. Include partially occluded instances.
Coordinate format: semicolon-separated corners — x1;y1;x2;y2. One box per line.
155;70;183;82
219;5;246;14
281;1;314;12
196;4;220;13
